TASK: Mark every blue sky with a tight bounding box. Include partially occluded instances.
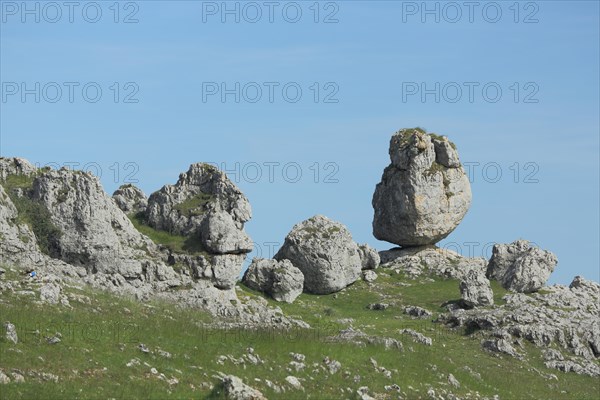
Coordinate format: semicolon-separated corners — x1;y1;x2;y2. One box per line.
1;0;598;284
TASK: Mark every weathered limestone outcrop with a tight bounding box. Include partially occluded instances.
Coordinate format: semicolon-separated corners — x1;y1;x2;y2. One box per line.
112;184;148;214
459;269;494;308
372;128;471;246
486;240;557;293
379;246;486;280
146;163;251;240
441;276;600;376
242;258;304;303
275;215;362;294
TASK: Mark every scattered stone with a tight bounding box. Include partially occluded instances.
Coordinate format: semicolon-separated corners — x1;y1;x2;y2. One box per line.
0;370;10;384
362;270;378;283
448;373;460;388
10;372;25;383
242;258;304;303
367;303;389;311
481;339;521;358
385;384;401;392
46;335;61;345
221;374;266;400
460;269;494;308
4;322;18;344
323;357;341;374
357;386;375;400
157;349;172;358
486;240;557;293
285;375;303;390
126;358;141;367
372;128;471;246
400;329;432;346
40;283;61;304
275;215;362;294
138;343;150;354
404;306;432;318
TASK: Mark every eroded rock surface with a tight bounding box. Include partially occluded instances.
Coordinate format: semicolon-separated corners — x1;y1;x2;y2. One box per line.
275;215;362;294
486;240;557;293
242;258;304;303
372;128;471;246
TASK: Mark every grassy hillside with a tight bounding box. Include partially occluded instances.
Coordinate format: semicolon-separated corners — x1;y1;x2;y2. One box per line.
1;267;598;399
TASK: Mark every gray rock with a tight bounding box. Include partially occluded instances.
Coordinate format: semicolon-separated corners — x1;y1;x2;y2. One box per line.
31;168;170;281
486;240;557;293
460;269;494;308
372;128;471;246
0;370;10;384
40;283;61;304
221;374;266;400
447;373;460;388
4;322;18;344
112;184;148;214
242;258;304;303
404;306;432;318
380;245;486;280
285;375;303;390
441;277;600;375
367;303;389;311
362;270;378;283
199;211;252;255
481;338;520;358
323;357;341;374
400;328;432;346
569;276;600;292
0;157;38;180
274;215;362;294
146;163;251;237
358;243;380;270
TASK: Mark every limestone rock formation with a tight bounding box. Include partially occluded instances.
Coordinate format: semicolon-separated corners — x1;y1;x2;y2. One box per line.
486;240;557;293
358;243;380;270
30;168;171;282
242;258;304;303
144;163;253;289
146;163;251;238
199;211;253;255
0;157;38;180
372;128;472;246
459;269;494;308
379;246;486;280
220;374;267;400
112;184;148;214
441;276;600;376
275;215;362;294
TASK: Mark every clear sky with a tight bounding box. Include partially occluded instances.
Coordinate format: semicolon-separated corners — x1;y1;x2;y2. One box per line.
1;0;598;284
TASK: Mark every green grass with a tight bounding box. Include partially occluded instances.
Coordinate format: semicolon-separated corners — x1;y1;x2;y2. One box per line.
173;192;214;218
1;267;598;400
128;212;207;255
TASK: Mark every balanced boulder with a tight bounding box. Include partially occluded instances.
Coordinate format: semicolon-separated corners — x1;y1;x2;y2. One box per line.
242;258;304;303
486;240;557;293
275;215;362;294
372;128;471;246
